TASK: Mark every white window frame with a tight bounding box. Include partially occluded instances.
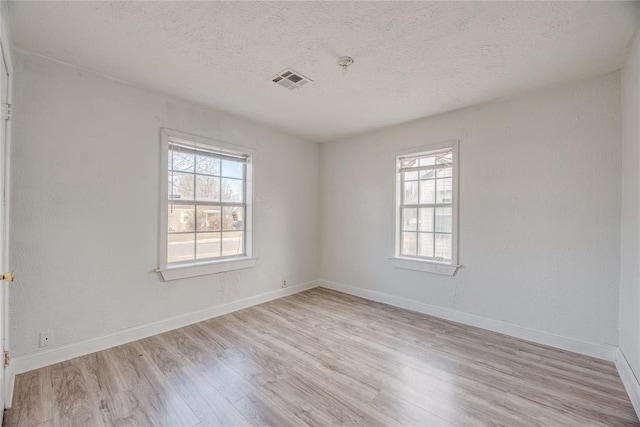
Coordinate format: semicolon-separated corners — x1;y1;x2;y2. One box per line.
157;128;256;281
391;140;460;276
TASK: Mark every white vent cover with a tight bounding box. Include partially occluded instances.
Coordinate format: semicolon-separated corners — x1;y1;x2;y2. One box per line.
272;69;312;90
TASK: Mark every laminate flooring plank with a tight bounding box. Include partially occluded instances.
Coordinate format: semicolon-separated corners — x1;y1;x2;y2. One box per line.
213;313;396;425
176;313;388;426
5;368;53;427
221;345;389;427
94;345;177;426
304;292;631;422
292;290;635;423
219;314;476;425
121;334;239;427
235;307;383;402
7;288;638;427
200;352;305;427
105;341;199;427
48;360;104;427
156;326;303;427
428;340;636;420
165;365;249;427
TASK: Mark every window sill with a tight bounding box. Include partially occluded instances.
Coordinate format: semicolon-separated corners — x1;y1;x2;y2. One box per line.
157;257;257;281
390;257;460;276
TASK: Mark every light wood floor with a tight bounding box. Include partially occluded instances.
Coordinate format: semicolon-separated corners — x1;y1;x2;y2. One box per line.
5;288;638;426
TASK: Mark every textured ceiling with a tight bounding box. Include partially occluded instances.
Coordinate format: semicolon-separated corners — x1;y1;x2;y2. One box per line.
7;1;640;142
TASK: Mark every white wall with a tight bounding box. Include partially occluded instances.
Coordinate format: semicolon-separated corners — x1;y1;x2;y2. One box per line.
7;48;626;364
321;73;622;350
620;35;640;379
9;51;320;358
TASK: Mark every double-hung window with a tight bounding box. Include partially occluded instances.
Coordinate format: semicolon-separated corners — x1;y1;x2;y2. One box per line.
393;141;459;275
158;129;255;280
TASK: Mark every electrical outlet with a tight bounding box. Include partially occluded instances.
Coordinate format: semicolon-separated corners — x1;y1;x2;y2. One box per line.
39;330;53;348
282;280;287;288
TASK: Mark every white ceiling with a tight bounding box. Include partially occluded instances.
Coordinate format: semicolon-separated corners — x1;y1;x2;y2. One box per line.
8;1;639;142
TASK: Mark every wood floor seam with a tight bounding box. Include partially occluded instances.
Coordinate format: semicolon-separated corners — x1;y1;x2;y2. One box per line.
5;288;638;427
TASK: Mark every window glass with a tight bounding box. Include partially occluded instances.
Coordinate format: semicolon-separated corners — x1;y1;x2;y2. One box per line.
397;146;455;264
166;140;250;266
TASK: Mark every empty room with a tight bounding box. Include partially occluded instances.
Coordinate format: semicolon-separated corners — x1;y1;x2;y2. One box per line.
0;0;639;425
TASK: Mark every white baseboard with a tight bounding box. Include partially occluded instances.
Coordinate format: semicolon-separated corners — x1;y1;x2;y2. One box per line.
319;280;616;362
6;280;318;408
5;279;622;409
615;347;640;420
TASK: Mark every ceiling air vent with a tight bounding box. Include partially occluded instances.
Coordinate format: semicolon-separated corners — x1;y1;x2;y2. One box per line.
272;69;312;90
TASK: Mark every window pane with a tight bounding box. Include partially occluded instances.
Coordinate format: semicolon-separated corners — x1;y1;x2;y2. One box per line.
170;151;194;172
221;160;244;179
419;208;434;232
419;233;434;258
436;152;453;165
419;169;436;180
419;179;435;204
401;158;418;169
169;172;194;201
196;232;221;259
222;206;245;231
435;207;452;232
435;233;452;261
222;231;244;256
403;171;418;181
403;181;418;204
402;208;417;231
196;155;220;176
168;233;195;263
436;178;452;204
397;148;454;262
222;178;243;203
419;156;435;167
437;167;452;178
195;175;220;201
167;204;195;233
196;206;221;232
401;232;417;256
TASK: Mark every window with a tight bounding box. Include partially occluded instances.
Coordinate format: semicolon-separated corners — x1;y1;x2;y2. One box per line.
158;129;255;280
393;141;459;275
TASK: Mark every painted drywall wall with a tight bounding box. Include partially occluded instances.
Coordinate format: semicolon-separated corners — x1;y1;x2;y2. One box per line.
0;0;13;412
6;48;625;363
9;51;320;358
320;73;622;348
620;35;640;379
